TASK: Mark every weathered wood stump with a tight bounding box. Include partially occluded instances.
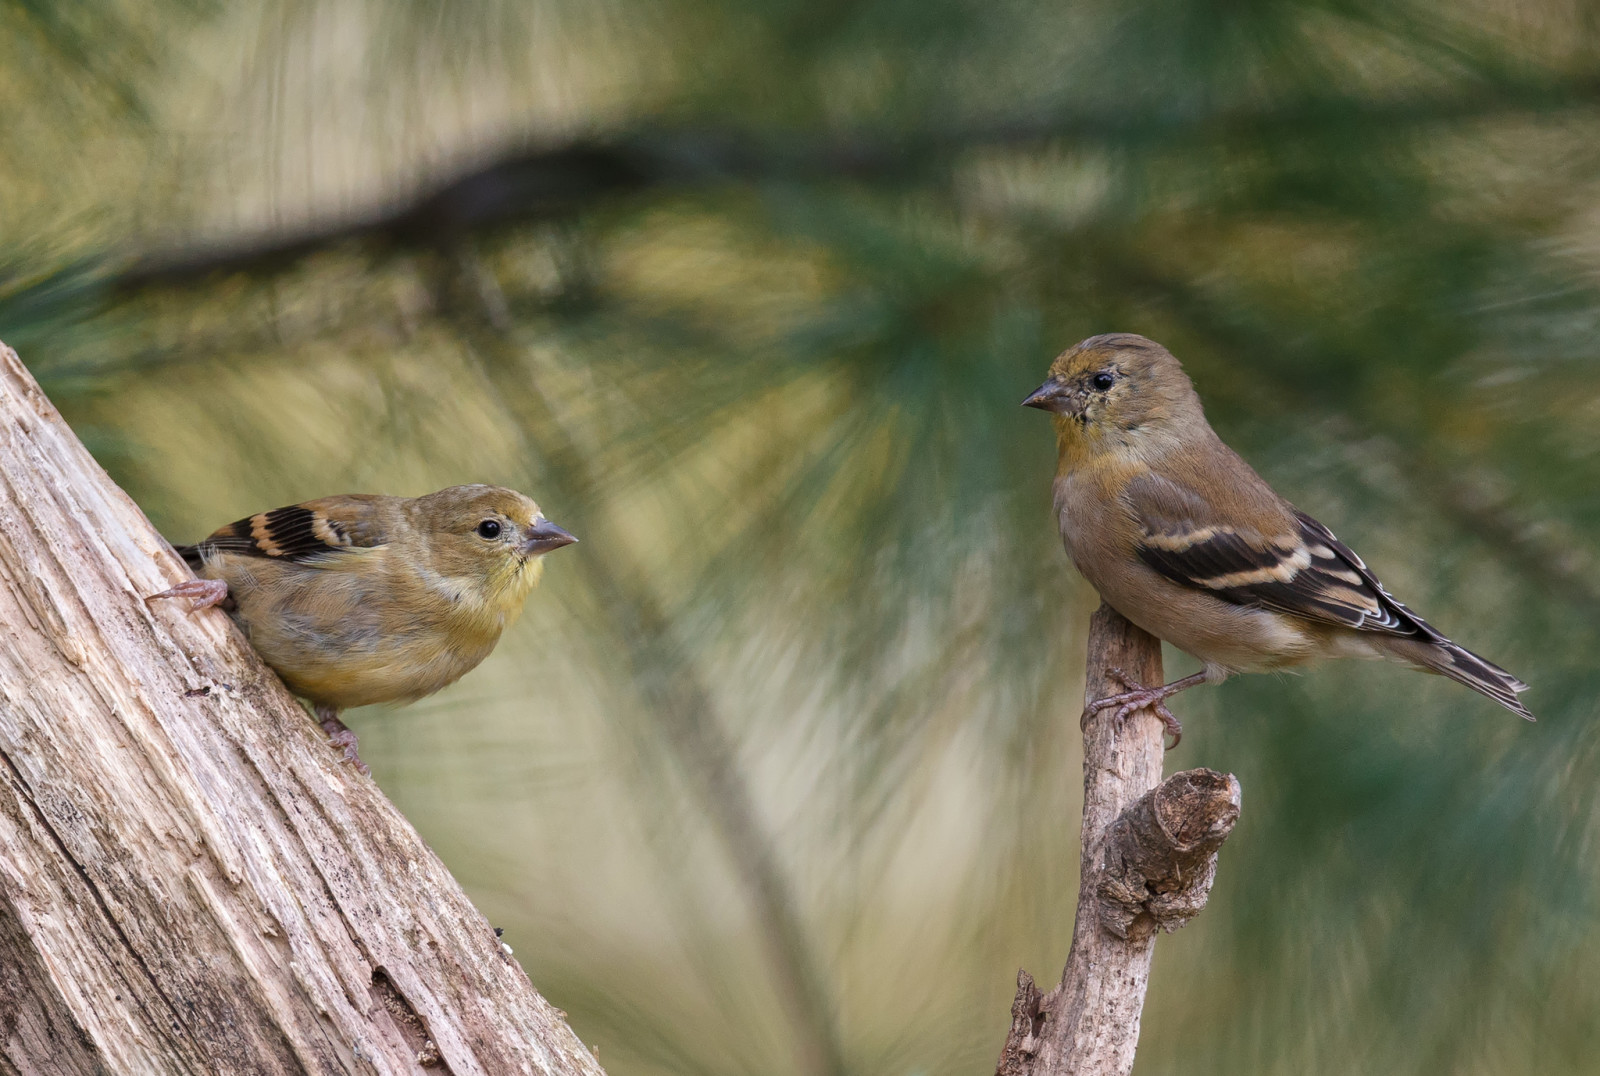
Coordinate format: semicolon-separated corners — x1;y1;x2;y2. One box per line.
0;340;606;1075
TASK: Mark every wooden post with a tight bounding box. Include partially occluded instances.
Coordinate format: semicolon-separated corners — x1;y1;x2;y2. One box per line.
0;339;606;1074
995;603;1242;1076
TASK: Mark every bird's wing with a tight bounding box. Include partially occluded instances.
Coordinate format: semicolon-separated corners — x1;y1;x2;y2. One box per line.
177;496;391;568
1124;471;1532;718
1125;472;1424;636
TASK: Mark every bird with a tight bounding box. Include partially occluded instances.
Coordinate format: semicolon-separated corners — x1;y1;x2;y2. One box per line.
148;484;577;772
1023;333;1531;746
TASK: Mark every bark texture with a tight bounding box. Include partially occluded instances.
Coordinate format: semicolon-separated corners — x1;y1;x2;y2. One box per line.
0;339;606;1075
1096;768;1240;942
995;603;1242;1076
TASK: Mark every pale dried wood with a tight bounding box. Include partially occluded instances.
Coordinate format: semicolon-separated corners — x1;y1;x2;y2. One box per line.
0;340;607;1076
995;603;1242;1076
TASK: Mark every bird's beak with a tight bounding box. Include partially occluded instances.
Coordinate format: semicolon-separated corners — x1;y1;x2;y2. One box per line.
1022;376;1077;415
521;518;578;556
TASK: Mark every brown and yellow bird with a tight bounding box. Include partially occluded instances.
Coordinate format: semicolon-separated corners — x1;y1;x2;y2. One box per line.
1024;333;1531;745
149;484;577;772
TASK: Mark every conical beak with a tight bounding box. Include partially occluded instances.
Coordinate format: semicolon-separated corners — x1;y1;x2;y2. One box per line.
521;518;578;556
1022;376;1074;414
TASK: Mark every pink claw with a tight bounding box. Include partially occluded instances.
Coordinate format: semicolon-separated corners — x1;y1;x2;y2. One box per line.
147;578;230;612
1081;667;1194;749
317;707;370;775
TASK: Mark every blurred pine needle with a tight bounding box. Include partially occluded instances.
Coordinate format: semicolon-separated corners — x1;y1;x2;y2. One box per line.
5;0;1600;1072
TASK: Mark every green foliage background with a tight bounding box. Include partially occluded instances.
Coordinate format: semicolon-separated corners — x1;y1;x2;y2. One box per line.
5;1;1600;1072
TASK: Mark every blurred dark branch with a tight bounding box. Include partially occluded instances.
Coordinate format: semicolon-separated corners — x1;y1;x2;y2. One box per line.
996;605;1240;1075
115;72;1600;290
442;292;847;1076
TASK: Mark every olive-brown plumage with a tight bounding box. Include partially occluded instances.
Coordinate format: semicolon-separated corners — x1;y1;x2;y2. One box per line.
1024;333;1531;744
149;484;577;770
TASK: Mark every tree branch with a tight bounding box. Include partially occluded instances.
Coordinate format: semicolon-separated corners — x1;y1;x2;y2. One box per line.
113;73;1600;290
995;604;1242;1076
0;338;605;1074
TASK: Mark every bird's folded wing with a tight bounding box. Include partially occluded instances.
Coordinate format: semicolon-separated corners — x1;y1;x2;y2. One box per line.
1125;472;1427;637
182;496;390;565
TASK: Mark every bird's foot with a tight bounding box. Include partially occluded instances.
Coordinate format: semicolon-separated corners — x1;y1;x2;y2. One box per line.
1081;667;1186;749
147;578;230;612
316;707;370;776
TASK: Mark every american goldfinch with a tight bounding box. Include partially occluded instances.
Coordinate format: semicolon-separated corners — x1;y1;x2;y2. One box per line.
149;484;577;772
1024;333;1531;746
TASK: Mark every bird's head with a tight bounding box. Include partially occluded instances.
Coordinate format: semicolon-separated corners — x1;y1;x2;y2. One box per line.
1022;333;1204;461
405;484;577;608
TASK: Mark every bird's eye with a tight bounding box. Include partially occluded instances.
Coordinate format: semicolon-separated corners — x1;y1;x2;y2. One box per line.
1092;371;1115;391
476;519;502;539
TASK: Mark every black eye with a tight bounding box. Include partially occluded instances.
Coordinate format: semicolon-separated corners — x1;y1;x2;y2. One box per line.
1091;371;1115;391
476;519;502;539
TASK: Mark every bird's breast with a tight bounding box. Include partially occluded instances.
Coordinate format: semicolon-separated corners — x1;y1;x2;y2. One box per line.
204;553;511;710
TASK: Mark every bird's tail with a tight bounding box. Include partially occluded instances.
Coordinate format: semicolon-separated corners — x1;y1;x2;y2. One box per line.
1383;635;1534;721
171;542;205;572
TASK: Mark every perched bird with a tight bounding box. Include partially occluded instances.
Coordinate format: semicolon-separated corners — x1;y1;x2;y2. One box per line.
149;484;577;772
1024;333;1531;745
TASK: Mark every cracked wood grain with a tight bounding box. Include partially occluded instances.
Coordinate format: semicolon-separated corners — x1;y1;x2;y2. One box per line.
0;340;606;1076
995;603;1242;1076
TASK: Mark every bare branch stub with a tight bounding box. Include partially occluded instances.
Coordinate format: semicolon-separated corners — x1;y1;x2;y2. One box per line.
1097;768;1242;941
995;971;1046;1076
994;604;1242;1076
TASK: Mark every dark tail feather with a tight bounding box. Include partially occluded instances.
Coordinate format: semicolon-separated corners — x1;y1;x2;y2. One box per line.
172;543;205;572
1393;636;1534;721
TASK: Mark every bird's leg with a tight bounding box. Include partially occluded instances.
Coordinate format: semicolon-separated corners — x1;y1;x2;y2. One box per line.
315;705;370;776
1081;669;1210;750
146;578;230;612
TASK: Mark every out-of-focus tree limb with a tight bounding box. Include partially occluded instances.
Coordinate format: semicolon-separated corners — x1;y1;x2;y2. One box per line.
114;73;1600;290
0;337;605;1075
995;605;1241;1076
